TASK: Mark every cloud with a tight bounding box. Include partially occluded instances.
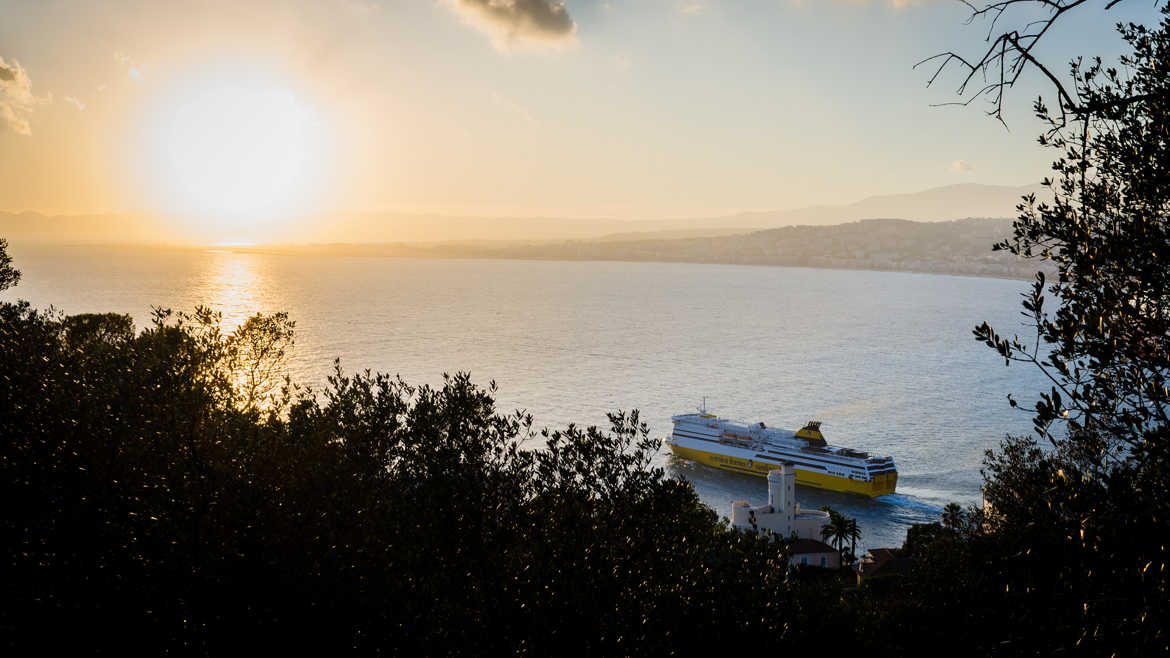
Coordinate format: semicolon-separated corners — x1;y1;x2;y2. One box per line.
1;56;47;136
451;0;576;45
679;3;704;13
0;104;28;135
65;96;86;111
951;159;973;173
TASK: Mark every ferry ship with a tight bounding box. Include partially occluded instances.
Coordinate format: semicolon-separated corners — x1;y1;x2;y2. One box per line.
666;404;897;497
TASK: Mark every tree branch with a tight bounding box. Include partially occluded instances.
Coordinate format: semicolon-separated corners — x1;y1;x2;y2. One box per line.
922;0;1143;126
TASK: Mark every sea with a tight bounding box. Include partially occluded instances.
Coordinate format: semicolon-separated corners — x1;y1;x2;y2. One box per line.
2;242;1054;550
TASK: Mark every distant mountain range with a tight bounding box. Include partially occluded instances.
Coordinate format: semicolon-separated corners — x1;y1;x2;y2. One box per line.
720;182;1045;230
290;183;1045;243
1;182;1046;244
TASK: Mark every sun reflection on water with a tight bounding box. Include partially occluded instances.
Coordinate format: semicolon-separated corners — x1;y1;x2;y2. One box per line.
199;250;261;332
194;249;295;412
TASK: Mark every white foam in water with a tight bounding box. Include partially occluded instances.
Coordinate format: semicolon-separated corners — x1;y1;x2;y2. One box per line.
875;493;943;515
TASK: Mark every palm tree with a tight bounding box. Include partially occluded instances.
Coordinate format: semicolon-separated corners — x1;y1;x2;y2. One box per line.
942;502;965;532
844;518;861;562
832;516;850;555
819;519;837;546
819;507;844;551
819;507;853;563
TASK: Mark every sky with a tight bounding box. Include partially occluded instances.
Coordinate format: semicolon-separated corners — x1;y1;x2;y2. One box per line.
0;0;1160;240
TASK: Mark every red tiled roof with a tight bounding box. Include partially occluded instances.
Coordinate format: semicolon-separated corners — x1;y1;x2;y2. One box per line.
867;548;898;566
857;547;916;579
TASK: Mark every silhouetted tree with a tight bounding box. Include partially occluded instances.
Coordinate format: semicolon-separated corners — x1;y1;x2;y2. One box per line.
819;506;843;551
4;258;857;654
0;238;18;291
940;502;965;531
901;522;943;558
844;517;861;563
959;6;1170;654
223;310;295;409
818;506;860;564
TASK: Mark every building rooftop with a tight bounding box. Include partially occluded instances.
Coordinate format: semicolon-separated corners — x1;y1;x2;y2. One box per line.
856;547;918;580
788;538;836;554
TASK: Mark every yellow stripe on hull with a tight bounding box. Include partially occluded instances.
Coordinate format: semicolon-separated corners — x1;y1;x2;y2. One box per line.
668;443;896;497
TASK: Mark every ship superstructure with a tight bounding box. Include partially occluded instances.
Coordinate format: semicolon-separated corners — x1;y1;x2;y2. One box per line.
666;407;897;497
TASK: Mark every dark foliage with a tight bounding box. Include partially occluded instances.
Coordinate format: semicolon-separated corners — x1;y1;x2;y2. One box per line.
0;237;18;291
962;8;1170;655
0;274;870;654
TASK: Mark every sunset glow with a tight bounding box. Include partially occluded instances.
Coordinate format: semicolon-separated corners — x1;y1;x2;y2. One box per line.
0;0;1153;241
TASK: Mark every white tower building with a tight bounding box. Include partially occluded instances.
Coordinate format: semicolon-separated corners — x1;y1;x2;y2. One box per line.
767;465;795;529
730;465;829;540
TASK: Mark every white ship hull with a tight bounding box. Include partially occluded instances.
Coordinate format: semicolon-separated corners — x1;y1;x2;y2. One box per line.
666;412;897;497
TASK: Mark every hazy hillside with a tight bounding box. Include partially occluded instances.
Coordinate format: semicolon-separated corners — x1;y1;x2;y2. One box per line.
494;217;1044;279
1;183;1044;244
257;217;1048;280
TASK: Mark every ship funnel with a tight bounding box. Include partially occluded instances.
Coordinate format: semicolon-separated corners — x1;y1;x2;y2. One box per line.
795;421;827;447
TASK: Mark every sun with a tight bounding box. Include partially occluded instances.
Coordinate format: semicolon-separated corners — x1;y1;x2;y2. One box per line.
137;67;324;242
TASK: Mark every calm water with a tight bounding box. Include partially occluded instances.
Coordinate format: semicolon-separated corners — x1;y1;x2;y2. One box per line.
2;242;1051;549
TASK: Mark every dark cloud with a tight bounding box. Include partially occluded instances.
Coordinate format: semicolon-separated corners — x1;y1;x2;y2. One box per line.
455;0;576;43
0;64;15;82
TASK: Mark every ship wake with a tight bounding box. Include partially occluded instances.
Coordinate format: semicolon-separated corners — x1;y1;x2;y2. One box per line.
874;493;942;515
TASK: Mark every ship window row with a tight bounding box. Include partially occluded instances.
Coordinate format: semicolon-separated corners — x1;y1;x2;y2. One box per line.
758;449;877;470
754;454;869;476
674;432;882;473
738;450;867;474
679;437;871;468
